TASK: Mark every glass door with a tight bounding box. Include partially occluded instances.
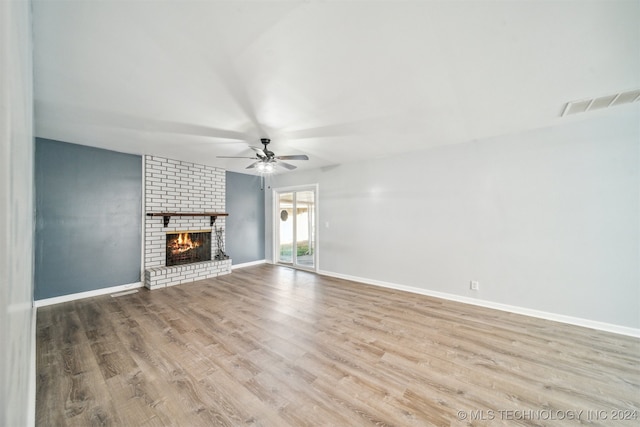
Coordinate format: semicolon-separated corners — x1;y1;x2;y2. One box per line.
275;187;316;270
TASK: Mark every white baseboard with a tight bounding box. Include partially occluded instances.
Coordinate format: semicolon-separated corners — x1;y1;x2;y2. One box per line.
318;269;640;338
33;281;143;307
231;259;267;270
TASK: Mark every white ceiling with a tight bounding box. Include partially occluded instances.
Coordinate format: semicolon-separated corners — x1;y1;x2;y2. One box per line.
32;0;640;175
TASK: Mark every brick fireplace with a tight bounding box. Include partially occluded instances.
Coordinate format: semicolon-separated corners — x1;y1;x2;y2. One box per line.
144;156;231;289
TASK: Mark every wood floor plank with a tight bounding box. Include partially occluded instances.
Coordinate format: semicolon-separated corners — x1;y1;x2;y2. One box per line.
37;264;640;426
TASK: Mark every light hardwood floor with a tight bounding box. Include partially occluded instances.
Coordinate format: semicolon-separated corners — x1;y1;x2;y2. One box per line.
37;264;640;426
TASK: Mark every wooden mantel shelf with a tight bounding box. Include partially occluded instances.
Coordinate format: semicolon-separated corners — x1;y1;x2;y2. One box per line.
146;212;229;227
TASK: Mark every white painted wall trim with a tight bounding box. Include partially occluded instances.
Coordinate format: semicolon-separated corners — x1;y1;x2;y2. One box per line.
27;308;36;427
231;259;267;270
33;282;143;307
318;269;640;338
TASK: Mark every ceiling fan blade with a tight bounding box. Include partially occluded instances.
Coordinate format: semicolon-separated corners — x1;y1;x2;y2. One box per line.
249;146;267;158
216;156;257;159
277;161;297;170
275;154;309;161
211;61;265;137
39;104;251;141
246;161;260;169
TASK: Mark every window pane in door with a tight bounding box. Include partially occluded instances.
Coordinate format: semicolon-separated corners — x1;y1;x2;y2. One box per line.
295;190;315;268
278;192;293;264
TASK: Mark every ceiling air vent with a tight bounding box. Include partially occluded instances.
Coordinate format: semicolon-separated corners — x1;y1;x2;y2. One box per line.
561;89;640;116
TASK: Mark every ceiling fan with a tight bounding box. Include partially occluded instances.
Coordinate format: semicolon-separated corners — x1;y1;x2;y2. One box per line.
217;138;309;173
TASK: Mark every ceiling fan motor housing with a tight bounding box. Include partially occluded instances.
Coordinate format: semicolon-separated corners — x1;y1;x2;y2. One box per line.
261;138;274;158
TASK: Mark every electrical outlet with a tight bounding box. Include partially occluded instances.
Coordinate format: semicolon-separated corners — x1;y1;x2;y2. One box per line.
470;281;480;291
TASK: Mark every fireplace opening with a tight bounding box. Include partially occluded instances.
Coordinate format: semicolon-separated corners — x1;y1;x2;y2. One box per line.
166;231;211;266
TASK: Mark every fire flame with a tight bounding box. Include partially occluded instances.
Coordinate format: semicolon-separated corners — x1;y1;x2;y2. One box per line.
168;233;200;254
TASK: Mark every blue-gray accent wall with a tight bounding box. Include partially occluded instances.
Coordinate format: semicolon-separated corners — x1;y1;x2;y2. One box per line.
35;139;142;300
225;172;265;265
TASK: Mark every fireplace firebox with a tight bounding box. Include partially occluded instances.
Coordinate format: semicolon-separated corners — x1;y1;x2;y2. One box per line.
166;231;211;266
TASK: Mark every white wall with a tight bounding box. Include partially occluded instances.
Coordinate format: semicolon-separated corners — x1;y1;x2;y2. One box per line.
266;109;639;331
0;0;35;425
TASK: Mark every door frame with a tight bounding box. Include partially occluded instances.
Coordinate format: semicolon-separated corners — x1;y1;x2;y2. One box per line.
272;184;319;271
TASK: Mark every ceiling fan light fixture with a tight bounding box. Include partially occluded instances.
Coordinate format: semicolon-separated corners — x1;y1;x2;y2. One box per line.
256;162;275;174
